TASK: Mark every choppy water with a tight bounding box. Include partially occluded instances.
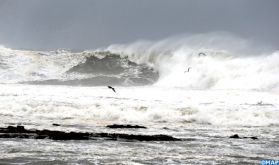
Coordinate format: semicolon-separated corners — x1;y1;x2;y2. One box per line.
0;84;278;164
0;127;278;164
0;35;279;164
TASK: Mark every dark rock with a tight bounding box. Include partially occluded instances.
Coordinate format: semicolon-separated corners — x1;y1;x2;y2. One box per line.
229;134;240;139
250;136;258;140
0;126;180;141
17;125;25;131
95;132;179;141
106;124;147;129
230;134;258;140
7;126;17;131
6;126;25;133
243;136;258;140
52;123;60;126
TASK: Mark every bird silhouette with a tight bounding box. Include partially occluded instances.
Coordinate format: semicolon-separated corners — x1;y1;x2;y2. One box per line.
257;101;263;105
198;52;207;57
107;86;116;93
184;67;191;73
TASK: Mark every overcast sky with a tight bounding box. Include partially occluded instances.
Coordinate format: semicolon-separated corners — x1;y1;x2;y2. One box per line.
0;0;278;50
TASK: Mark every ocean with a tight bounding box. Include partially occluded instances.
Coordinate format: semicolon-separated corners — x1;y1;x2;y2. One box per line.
0;36;279;164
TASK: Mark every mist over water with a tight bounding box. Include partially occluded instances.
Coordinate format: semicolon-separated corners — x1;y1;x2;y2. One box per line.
106;33;279;92
1;33;278;92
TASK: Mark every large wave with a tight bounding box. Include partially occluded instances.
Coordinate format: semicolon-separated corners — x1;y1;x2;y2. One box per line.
105;33;279;91
0;33;278;91
0;46;158;86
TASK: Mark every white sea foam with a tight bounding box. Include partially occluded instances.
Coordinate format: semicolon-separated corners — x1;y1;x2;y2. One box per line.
0;84;278;129
0;34;279;129
106;33;279;92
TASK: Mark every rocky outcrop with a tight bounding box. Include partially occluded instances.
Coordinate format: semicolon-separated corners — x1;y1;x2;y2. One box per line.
106;124;147;129
0;126;180;141
229;134;258;140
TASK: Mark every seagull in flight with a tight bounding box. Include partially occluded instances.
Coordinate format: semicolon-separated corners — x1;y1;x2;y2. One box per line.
198;52;207;57
184;67;191;73
107;86;116;93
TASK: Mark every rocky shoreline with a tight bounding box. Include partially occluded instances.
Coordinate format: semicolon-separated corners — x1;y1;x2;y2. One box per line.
0;125;180;141
0;125;258;142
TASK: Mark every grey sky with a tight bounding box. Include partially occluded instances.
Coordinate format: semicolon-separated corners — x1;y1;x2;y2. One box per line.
0;0;278;50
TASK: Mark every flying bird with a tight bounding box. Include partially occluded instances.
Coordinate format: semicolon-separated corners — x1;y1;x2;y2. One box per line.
107;86;116;93
184;67;191;73
257;101;263;105
198;52;207;57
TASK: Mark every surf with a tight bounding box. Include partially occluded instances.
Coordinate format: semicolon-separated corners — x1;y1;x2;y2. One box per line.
0;33;278;92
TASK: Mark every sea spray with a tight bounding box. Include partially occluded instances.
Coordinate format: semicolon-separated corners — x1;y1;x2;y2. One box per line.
1;33;278;91
106;33;279;91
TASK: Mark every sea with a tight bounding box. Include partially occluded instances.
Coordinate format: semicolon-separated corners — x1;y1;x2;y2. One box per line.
0;35;279;164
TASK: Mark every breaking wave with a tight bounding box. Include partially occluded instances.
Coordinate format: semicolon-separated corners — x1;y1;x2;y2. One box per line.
0;47;158;86
0;33;278;91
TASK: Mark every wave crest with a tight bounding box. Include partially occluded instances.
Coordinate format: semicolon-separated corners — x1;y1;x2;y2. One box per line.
1;33;279;91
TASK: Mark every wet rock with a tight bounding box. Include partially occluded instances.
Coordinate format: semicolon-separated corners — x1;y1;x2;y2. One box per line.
106;124;147;129
249;136;258;140
0;126;180;141
243;136;258;140
6;126;25;133
229;134;240;139
229;134;258;140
